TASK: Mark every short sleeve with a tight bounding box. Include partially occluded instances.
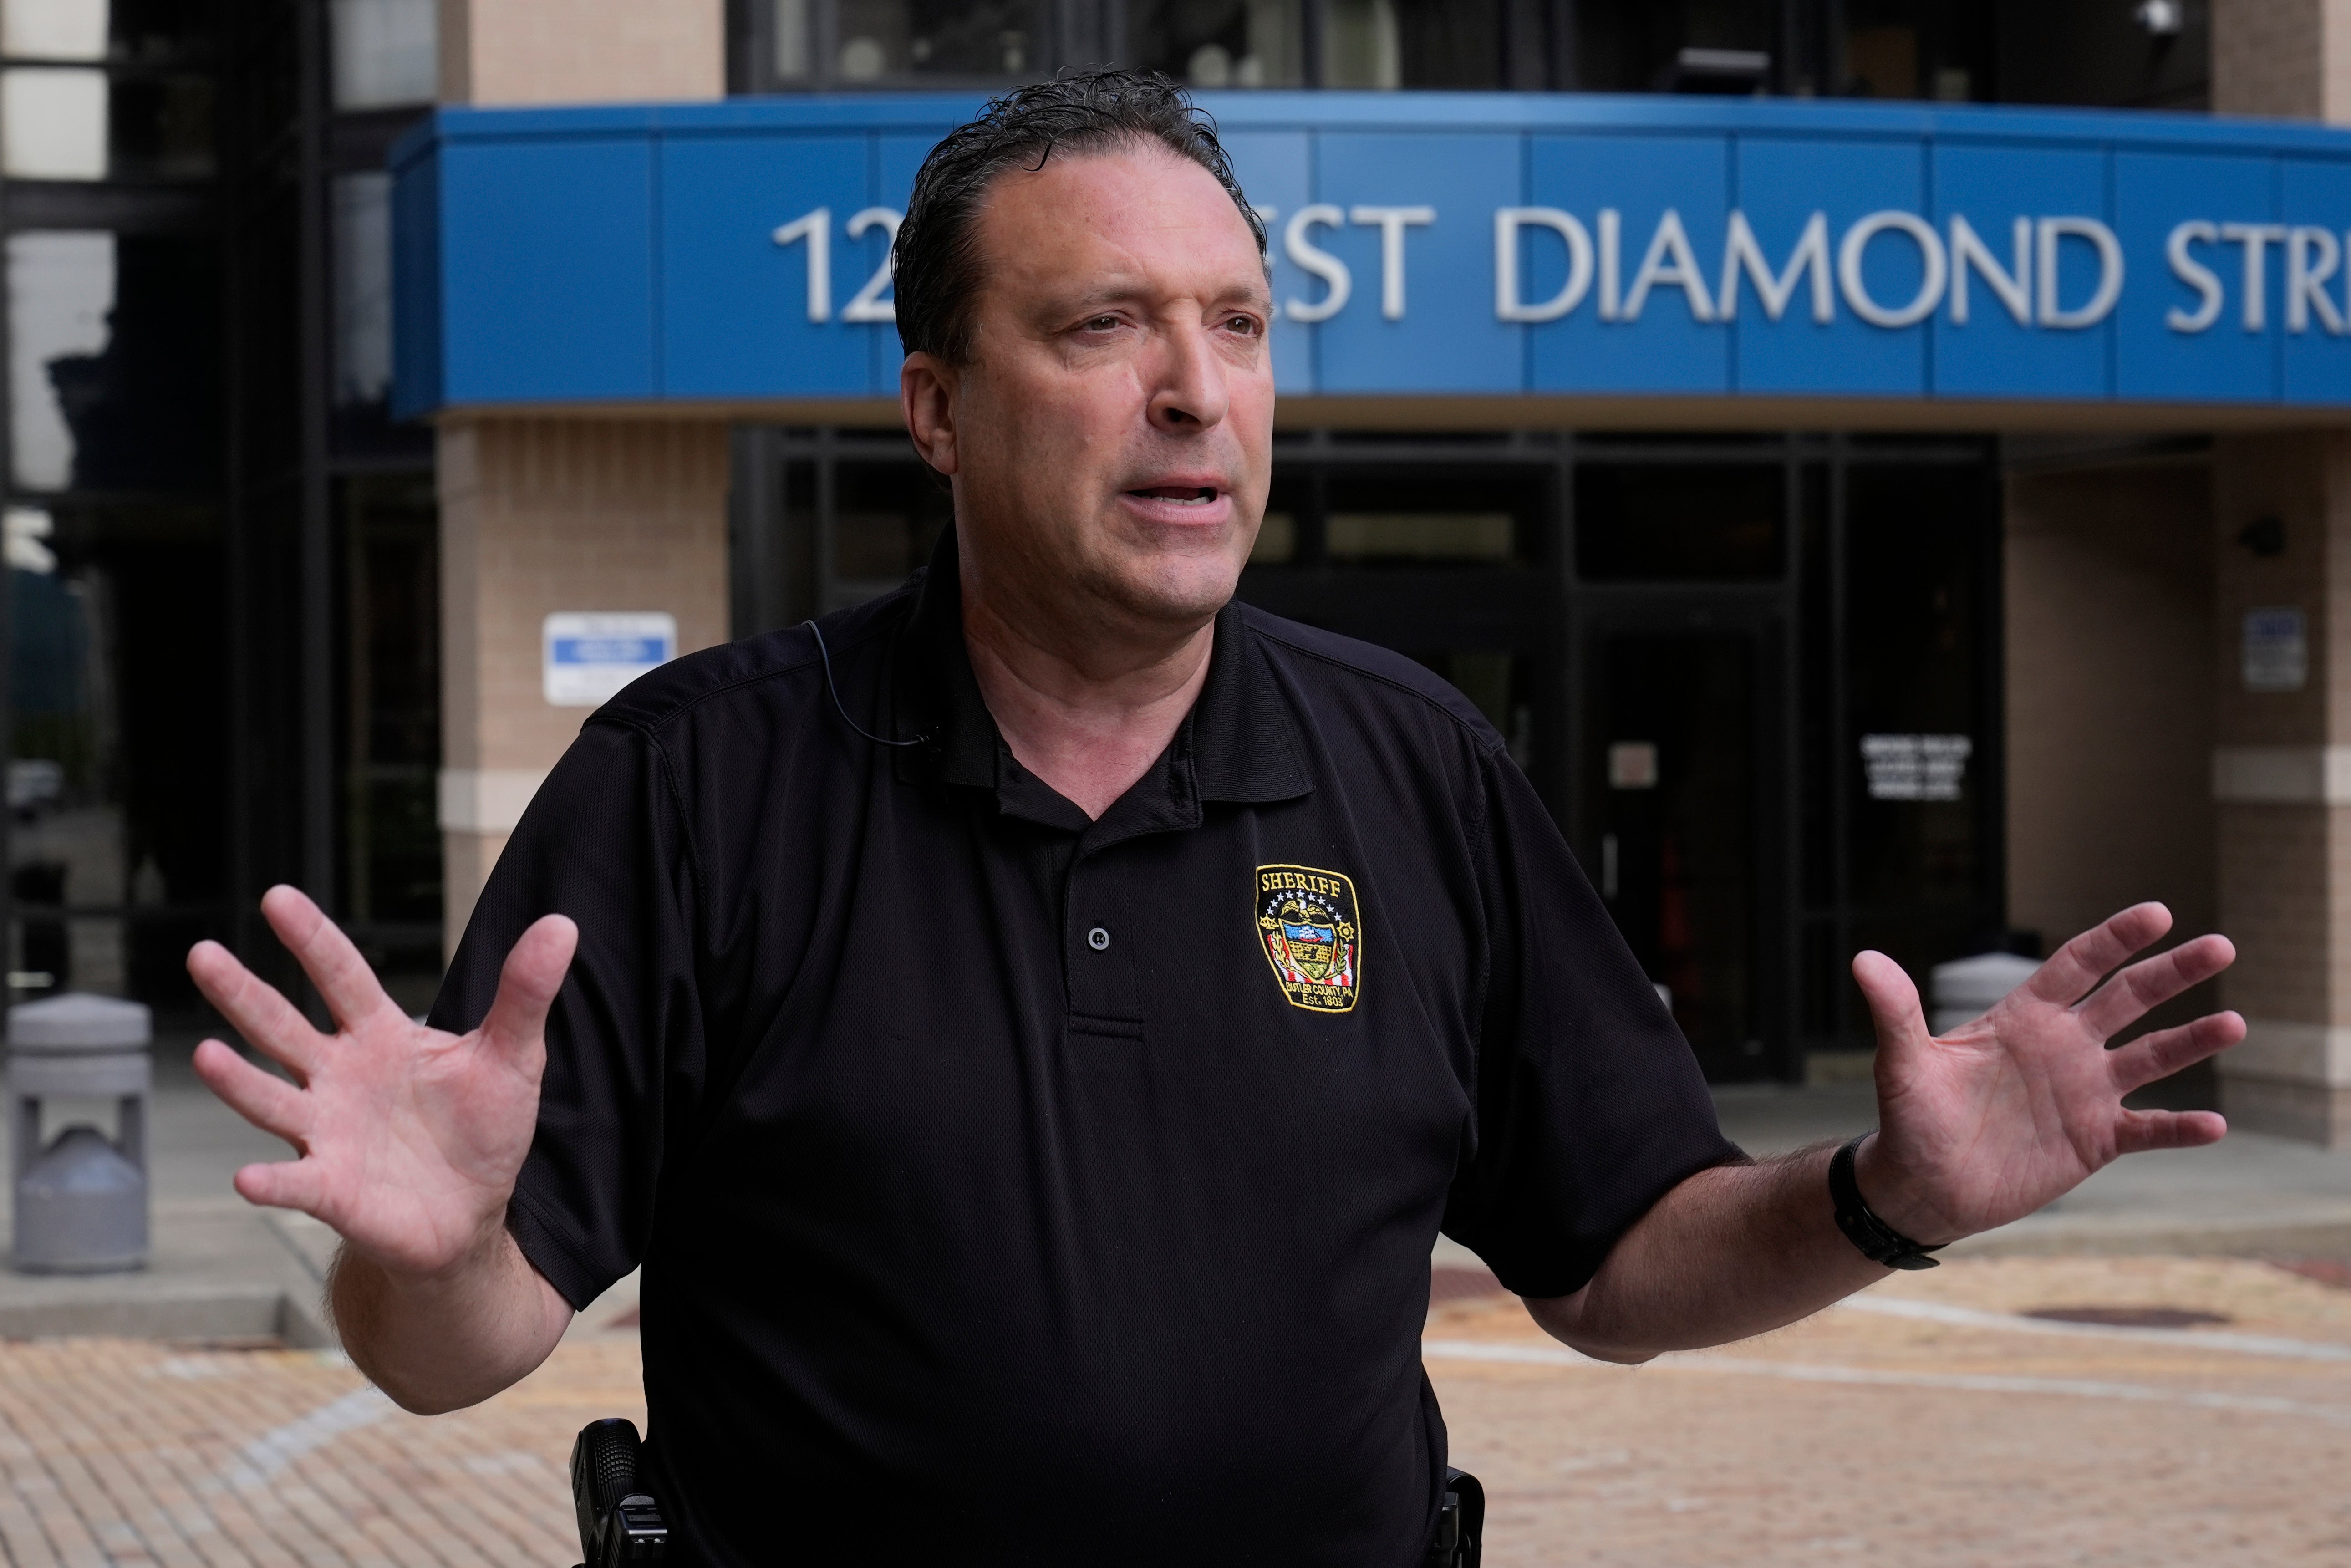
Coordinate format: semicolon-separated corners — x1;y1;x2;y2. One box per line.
427;719;707;1310
1440;748;1742;1299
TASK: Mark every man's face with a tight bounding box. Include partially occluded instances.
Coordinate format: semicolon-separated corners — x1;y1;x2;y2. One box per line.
913;143;1276;639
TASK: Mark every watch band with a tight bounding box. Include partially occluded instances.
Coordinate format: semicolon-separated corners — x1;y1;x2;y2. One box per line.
1828;1133;1945;1271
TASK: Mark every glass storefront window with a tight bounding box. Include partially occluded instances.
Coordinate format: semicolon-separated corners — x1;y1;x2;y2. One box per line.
8;232;220;492
0;64;211;179
832;459;950;603
5;0;214;64
340;475;441;1013
8;503;224;1003
1;66;104;177
1324;0;1501;89
835;0;1041;81
1126;0;1302;88
329;0;436;109
333;172;392;410
1574;463;1785;580
4;0;107;61
773;0;812;80
1321;470;1538;564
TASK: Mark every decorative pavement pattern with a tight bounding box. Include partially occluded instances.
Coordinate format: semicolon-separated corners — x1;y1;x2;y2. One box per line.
5;1257;2351;1565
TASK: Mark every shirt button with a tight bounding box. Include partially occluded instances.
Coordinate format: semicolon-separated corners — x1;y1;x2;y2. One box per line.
1087;926;1111;952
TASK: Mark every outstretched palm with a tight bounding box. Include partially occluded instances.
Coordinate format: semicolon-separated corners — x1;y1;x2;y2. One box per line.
1855;902;2242;1245
187;886;577;1279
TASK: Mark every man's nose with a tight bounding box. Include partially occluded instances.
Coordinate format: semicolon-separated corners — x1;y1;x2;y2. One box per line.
1146;321;1230;433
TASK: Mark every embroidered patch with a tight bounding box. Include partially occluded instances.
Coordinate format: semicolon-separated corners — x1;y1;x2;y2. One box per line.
1255;864;1361;1013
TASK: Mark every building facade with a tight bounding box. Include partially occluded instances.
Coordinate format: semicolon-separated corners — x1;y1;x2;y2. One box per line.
22;0;2351;1140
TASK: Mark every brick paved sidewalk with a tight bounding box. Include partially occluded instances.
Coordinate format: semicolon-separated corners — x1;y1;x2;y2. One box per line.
7;1256;2351;1566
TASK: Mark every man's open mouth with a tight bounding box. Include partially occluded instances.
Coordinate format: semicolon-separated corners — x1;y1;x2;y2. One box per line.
1127;486;1220;505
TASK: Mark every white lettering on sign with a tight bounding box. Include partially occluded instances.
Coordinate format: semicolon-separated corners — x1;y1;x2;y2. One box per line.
1718;210;1832;322
1493;208;1593;322
1839;210;1947;328
772;205;904;324
1622;209;1713;322
2289;227;2346;334
1348;204;1435;320
2165;220;2224;331
759;200;2351;338
1948;215;2030;325
1284;204;1350;322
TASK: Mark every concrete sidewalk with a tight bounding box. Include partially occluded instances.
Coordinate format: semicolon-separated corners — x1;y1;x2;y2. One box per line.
10;1048;2351;1345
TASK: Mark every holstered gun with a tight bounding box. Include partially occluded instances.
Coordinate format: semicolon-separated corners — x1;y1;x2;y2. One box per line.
570;1418;669;1568
1425;1467;1485;1568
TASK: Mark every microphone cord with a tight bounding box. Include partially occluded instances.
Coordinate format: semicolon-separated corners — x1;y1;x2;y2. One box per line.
806;620;931;748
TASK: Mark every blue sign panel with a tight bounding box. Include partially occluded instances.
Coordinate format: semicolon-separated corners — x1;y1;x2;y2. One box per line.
391;92;2351;417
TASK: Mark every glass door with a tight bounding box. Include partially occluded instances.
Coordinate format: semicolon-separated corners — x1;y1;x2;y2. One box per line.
1577;611;1788;1080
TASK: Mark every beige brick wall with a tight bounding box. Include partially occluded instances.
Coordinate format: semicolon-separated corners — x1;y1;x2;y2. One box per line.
2005;460;2216;955
438;0;723;107
2211;432;2351;1138
2214;433;2333;746
2213;0;2351;120
439;417;730;943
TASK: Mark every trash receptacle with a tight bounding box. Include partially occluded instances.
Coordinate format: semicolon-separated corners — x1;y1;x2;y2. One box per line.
1929;952;2040;1037
8;992;151;1273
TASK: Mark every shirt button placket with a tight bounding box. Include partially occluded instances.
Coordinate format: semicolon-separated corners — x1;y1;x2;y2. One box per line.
1065;855;1143;1029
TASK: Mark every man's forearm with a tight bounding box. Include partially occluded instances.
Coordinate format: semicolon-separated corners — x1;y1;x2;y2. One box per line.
1525;1145;1890;1363
328;1225;575;1413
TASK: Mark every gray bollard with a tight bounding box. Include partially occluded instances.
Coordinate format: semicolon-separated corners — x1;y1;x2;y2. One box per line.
8;992;152;1273
1929;952;2041;1037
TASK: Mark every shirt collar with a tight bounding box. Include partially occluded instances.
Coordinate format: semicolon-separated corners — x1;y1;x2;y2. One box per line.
891;524;1312;819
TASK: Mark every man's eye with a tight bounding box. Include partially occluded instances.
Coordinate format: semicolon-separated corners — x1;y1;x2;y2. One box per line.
1082;315;1120;331
1226;315;1263;336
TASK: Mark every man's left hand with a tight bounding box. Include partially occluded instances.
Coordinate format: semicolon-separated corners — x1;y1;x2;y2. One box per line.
1852;902;2242;1247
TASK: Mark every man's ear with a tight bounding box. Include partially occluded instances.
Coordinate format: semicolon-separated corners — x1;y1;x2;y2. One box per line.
901;353;959;476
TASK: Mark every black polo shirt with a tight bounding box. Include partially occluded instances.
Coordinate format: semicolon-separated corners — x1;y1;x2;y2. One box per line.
431;529;1737;1568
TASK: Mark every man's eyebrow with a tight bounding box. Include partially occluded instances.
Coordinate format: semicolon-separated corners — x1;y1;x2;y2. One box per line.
1039;278;1277;316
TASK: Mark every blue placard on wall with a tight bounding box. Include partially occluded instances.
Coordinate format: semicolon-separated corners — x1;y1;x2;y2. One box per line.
391;92;2351;417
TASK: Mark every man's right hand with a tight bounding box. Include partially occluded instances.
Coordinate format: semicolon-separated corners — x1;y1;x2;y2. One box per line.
187;885;577;1278
187;886;581;1411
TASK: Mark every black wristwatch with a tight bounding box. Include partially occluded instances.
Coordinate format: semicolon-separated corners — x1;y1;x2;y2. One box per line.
1828;1133;1945;1271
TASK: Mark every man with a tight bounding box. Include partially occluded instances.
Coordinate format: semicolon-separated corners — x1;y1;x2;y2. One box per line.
188;72;2243;1565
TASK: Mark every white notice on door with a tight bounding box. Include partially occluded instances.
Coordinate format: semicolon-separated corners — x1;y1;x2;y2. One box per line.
543;611;677;707
1861;733;1972;801
2242;606;2309;692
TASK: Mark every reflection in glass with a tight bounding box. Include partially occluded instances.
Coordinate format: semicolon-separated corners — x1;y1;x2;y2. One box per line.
9;232;113;491
1250;509;1295;563
1322;0;1497;88
1321;469;1537;565
1126;0;1301;87
773;0;810;79
1575;464;1783;580
333;173;392;409
9;233;219;491
3;0;107;60
831;461;950;607
9;504;226;1003
9;517;121;996
341;476;441;1010
835;0;1040;80
329;0;436;108
107;72;212;178
1326;512;1511;562
1;66;106;177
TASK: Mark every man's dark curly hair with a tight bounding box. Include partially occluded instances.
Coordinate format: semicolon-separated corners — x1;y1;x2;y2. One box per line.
892;69;1267;367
